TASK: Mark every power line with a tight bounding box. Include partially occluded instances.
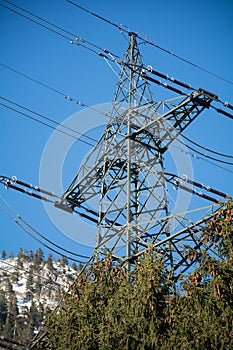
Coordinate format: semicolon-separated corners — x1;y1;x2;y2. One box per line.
170;143;233;175
0;100;96;147
0;194;90;259
1;95;232;175
67;0;233;86
1;2;233;113
2;0;233;112
176;138;233;166
0;71;233;159
1;96;232;176
3;0;233;112
211;105;233;120
0;191;90;260
139;72;233;119
189;154;233;175
0;2;72;41
2;61;232;132
3;176;59;199
0;173;107;226
1;3;232;206
2;0;119;59
1;176;57;204
0;2;112;60
181;133;233;159
140;64;233;111
0;60;154;122
0;62;111;118
0;202;88;264
163;172;230;201
0;96;97;145
0;63;65;97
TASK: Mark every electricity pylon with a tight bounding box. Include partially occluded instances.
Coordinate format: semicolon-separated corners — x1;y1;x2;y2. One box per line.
59;33;226;275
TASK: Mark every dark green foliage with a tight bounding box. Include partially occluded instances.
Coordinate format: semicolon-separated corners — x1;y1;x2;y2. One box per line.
3;293;19;340
17;247;25;260
164;200;233;350
0;276;45;345
45;252;171;350
26;301;40;339
28;250;34;262
71;262;78;271
33;248;44;269
17;257;24;270
8;251;14;259
43;200;233;350
46;254;54;272
26;267;34;300
1;249;7;259
11;269;19;284
59;255;68;267
0;290;7;332
35;277;42;296
5;278;13;295
12;302;45;345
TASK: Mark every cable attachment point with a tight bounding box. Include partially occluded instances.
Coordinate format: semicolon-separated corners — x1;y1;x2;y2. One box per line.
5;179;11;190
181;174;188;183
173;178;180;189
11;176;17;183
76;37;84;43
147;65;153;73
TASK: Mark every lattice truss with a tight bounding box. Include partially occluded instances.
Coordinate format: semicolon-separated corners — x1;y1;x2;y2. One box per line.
59;34;229;275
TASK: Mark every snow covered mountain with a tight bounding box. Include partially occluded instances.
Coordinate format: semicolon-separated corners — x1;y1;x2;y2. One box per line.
0;248;80;346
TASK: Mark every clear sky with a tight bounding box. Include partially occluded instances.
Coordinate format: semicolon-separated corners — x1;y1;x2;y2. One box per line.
0;0;232;263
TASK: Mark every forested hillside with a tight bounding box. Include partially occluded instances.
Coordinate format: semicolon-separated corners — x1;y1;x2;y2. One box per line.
0;248;79;348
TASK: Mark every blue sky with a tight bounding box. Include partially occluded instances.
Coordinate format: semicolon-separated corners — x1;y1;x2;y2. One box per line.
0;0;232;262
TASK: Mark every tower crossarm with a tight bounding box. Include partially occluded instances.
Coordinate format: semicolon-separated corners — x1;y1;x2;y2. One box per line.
121;204;225;274
129;88;218;154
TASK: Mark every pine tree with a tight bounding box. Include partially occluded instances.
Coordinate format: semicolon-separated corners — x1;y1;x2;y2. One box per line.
33;248;44;270
3;293;19;340
24;300;38;341
28;249;34;262
16;308;28;343
11;269;19;284
26;267;34;300
30;300;42;330
44;251;170;349
18;247;25;260
37;302;45;328
71;262;77;271
0;290;7;332
17;249;24;270
35;277;42;297
1;249;7;259
5;277;13;295
77;262;84;273
43;200;233;350
8;252;14;259
17;257;24;270
46;254;54;273
60;255;68;267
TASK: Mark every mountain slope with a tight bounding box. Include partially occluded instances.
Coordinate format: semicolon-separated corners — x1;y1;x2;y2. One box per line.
0;248;79;347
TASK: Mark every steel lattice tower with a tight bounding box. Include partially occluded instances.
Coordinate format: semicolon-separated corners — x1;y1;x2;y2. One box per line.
59;33;223;275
